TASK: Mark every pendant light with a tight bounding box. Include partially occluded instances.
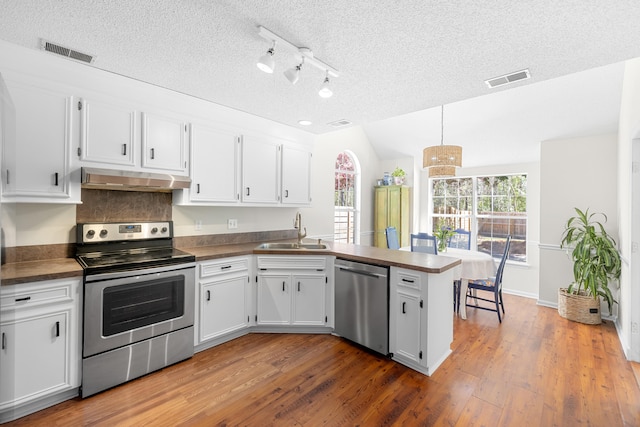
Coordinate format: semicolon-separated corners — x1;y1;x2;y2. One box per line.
423;105;462;177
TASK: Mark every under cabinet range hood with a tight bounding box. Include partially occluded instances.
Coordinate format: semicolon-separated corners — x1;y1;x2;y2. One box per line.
81;167;191;192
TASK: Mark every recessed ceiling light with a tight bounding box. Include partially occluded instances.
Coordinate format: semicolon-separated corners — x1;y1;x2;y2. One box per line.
298;120;312;126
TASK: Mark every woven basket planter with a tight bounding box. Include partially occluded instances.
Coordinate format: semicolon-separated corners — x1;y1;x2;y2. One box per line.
557;288;601;325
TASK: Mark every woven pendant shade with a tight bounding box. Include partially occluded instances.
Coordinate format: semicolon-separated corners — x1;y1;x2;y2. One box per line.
428;165;457;178
423;105;462;177
422;145;463;168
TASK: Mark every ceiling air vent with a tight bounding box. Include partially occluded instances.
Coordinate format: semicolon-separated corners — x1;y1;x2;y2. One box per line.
328;119;352;128
485;69;530;88
40;39;95;64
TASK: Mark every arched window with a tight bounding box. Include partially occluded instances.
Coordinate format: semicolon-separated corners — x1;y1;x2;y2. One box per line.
334;151;361;243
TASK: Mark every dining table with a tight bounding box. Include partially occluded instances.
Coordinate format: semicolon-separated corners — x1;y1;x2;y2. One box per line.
400;246;497;319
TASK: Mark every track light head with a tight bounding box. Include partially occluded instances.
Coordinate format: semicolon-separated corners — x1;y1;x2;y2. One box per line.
284;58;304;84
257;42;276;73
319;73;333;98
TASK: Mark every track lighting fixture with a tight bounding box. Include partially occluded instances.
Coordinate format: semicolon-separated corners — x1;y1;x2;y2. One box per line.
257;26;340;96
257;41;276;73
318;71;333;98
284;57;304;84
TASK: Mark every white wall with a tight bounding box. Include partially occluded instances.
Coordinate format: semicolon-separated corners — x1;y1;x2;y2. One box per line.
539;134;619;310
617;57;640;361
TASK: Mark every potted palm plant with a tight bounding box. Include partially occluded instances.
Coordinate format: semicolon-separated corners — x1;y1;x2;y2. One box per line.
559;207;621;324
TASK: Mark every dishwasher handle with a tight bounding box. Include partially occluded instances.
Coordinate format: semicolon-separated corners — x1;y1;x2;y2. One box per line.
337;266;386;279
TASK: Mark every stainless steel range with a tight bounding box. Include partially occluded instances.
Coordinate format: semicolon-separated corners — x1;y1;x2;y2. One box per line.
76;221;196;398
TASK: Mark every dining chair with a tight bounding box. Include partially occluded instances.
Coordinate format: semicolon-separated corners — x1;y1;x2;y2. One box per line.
410;233;438;254
465;235;511;323
385;226;400;249
448;228;471;250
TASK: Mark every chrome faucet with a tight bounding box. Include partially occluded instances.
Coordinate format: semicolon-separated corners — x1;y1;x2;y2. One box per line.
294;211;307;243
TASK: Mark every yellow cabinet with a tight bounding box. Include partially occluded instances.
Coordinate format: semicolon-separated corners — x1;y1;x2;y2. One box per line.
374;185;410;248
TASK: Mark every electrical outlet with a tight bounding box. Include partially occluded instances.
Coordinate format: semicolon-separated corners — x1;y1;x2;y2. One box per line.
195;220;202;230
228;219;238;229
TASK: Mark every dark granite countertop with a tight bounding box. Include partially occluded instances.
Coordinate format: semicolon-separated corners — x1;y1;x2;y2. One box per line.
1;241;460;286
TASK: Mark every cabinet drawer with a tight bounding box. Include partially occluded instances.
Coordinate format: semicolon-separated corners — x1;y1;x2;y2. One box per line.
1;279;77;311
257;255;327;271
200;257;250;278
396;270;421;291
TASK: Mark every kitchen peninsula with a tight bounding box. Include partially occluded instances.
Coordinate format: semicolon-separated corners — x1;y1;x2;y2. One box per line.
0;238;459;423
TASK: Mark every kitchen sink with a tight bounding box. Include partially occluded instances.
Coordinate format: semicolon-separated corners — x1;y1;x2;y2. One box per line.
257;242;328;250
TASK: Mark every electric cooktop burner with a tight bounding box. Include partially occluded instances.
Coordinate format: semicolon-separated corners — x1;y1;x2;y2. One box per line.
75;221;195;274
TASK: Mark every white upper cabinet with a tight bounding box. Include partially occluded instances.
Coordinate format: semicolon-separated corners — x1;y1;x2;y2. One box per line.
1;79;76;203
141;112;188;174
241;134;281;204
78;97;136;167
188;123;239;203
281;145;312;206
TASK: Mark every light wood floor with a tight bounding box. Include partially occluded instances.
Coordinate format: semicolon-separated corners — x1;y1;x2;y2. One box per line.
5;294;640;426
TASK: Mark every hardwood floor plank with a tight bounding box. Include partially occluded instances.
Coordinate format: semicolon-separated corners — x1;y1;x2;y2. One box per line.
4;294;639;426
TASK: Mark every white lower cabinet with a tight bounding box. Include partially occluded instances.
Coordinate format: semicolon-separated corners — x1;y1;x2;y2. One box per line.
195;256;253;350
256;256;331;329
389;266;454;376
0;278;81;423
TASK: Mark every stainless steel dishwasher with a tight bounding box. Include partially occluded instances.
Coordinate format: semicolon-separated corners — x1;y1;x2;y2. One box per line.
334;258;389;355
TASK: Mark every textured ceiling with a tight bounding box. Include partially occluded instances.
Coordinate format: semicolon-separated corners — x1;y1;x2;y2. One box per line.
0;0;639;166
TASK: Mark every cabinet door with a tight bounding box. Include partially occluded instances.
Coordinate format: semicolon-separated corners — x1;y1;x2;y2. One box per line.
257;274;290;325
374;187;389;248
190;124;239;203
241;135;280;204
394;290;422;363
281;146;311;205
0;311;70;409
2;81;71;199
292;274;326;326
141;112;188;173
199;276;248;343
78;97;136;167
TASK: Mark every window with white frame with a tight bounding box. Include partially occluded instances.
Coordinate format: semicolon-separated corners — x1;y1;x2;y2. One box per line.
431;174;527;262
334;151;360;243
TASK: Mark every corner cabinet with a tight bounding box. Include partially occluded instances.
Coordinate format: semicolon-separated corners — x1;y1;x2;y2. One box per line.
1;78;79;203
389;267;454;376
0;278;81;423
255;255;333;331
374;185;410;248
195;256;254;352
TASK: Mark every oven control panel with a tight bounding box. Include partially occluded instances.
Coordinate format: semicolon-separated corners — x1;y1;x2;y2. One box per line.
79;221;173;243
